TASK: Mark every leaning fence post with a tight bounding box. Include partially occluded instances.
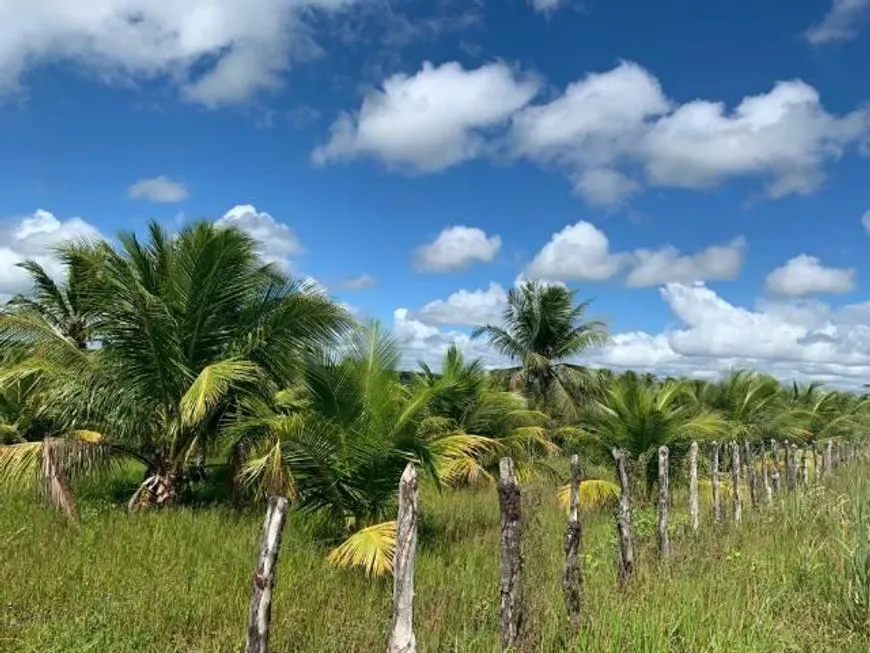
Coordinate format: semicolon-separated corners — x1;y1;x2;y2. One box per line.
689;441;699;533
657;446;670;558
731;441;742;525
760;440;773;507
711;442;722;523
246;495;289;653
613;448;635;588
388;464;419;653
563;454;582;634
743;441;757;508
498;457;523;651
770;440;781;492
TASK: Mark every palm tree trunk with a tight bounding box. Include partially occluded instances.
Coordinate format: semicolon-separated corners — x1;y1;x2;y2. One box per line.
128;462;180;511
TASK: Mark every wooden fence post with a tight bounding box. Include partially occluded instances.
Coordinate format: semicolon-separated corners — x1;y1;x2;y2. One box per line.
743;441;757;508
388;464;419;653
657;446;670;558
498;457;523;651
711;442;722;523
770;439;781;493
613;449;635;588
689;441;699;533
563;454;582;634
784;440;794;492
800;448;809;486
813;445;820;483
823;441;833;478
760;440;773;507
246;495;289;653
731;441;742;525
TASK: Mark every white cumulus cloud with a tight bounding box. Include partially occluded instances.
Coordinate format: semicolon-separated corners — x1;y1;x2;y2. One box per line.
0;0;357;107
411;282;507;327
525;220;745;286
313;61;540;171
805;0;870;44
764;254;856;297
0;209;104;301
414;225;502;272
342;273;376;290
128;176;189;203
215;204;303;269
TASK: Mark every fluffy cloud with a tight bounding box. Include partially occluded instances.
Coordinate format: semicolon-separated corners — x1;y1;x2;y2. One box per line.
805;0;870;44
313;61;539;171
530;0;568;12
396;281;870;388
862;210;870;233
764;254;856;297
625;238;746;287
511;62;870;204
0;210;104;300
342;273;376;290
411;282;506;327
215;204;303;269
128;176;188;203
414;225;502;272
525;220;745;286
0;0;356;107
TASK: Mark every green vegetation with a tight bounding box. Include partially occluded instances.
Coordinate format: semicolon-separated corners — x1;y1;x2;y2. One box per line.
2;219;870;651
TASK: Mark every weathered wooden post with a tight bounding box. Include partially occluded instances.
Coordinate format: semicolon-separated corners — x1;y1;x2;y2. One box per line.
812;444;820;483
563;454;582;633
743;441;757;508
784;440;794;491
731;441;742;525
800;448;809;486
689;441;699;533
613;449;635;588
822;440;834;478
388;464;419;653
657;446;670;558
711;441;722;523
498;457;523;651
760;440;773;507
770;439;781;492
246;495;289;653
834;442;842;469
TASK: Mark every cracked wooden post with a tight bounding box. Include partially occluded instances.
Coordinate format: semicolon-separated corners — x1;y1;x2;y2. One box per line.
731;441;742;525
388;464;419;653
498;457;523;651
770;439;781;493
743;441;757;508
784;440;794;492
246;495;289;653
812;445;820;483
711;442;722;523
800;448;809;486
657;446;670;558
689;441;699;533
613;448;635;588
563;454;582;634
760;440;773;507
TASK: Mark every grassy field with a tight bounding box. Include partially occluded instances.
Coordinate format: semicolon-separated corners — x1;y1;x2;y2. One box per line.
2;463;870;653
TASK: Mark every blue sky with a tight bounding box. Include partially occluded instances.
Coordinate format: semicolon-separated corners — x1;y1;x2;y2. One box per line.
1;0;870;386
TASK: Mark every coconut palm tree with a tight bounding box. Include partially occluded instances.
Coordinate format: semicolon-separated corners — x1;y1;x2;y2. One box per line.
573;374;727;493
230;324;494;575
472;280;610;419
0;220;350;512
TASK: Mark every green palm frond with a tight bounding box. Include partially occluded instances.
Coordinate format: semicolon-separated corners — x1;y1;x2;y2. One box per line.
180;359;260;428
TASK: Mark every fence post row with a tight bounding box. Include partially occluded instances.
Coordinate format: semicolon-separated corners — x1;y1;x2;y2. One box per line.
689;441;699;533
731;441;742;525
387;464;419;653
245;495;289;653
743;441;757;507
711;442;722;523
770;439;781;492
760;440;773;506
498;457;523;652
563;454;582;634
657;446;670;558
613;448;636;588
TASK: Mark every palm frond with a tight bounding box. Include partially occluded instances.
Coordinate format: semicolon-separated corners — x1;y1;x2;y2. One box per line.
326;521;397;577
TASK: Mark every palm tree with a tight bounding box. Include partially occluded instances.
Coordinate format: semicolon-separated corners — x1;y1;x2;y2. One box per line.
230;324;493;575
472;280;610;418
0;220;350;512
574;374;727;492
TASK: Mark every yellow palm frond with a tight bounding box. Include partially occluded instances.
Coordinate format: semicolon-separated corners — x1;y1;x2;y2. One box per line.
436;454;493;487
557;478;620;511
327;521;397;577
71;429;103;443
0;441;43;488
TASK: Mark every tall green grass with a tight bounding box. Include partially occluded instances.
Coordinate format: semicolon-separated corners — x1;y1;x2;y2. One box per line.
2;464;870;652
